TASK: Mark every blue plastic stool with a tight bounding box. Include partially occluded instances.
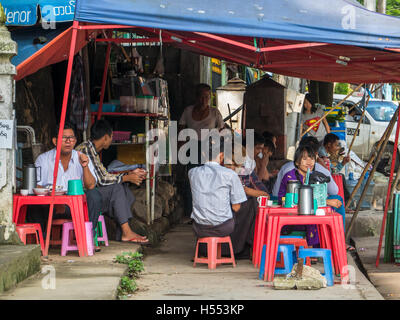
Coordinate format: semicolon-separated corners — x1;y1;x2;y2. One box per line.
259;244;295;280
298;247;334;286
280;236;303;263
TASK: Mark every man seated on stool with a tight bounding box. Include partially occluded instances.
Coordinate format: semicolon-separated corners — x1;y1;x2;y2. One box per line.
27;122;102;248
76;120;149;244
189;136;247;258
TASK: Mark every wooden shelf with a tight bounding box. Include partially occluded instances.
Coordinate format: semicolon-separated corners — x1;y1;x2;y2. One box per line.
91;112;162;118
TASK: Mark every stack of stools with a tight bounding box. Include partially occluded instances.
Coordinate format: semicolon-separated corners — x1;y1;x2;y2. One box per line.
193;236;236;269
258;236;312;280
94;215;109;247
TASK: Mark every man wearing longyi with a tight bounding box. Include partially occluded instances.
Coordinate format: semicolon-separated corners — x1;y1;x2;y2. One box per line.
27;122;102;241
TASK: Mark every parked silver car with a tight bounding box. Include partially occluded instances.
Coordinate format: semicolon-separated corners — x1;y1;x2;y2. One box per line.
333;94;399;175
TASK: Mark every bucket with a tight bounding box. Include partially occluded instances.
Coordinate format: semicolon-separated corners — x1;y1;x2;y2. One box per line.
67;179;85;195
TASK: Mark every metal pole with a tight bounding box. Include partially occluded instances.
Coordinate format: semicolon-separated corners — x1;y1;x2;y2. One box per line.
346;107;399;241
376;103;400;267
45;21;80;257
145;116;151;225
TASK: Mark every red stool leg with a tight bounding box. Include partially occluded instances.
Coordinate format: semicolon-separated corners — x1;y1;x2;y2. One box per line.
228;237;236;267
208;238;217;269
193;239;200;267
253;209;260;267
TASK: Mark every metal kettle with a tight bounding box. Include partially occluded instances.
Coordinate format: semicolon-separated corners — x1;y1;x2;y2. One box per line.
298;185;314;215
286;180;301;194
23;164;41;194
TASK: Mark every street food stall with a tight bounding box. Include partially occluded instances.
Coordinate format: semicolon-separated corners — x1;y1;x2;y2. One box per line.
10;0;400;267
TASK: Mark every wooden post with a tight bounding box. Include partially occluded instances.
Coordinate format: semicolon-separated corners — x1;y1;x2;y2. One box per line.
345;109;397;210
346;85;373;156
346;107;399;241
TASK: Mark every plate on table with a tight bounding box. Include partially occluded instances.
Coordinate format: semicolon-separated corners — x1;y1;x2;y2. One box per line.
33;188;49;196
54;190;67;196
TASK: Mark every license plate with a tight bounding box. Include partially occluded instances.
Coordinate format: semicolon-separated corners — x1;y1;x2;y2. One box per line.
347;128;360;136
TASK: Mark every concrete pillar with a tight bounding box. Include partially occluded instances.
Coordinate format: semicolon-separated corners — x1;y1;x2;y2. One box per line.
0;4;19;244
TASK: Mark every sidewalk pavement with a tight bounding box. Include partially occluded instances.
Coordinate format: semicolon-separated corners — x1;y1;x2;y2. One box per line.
353;236;400;300
131;224;383;300
0;241;140;300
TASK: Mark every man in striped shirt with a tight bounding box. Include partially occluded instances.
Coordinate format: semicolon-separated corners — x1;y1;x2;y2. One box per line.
76;120;149;244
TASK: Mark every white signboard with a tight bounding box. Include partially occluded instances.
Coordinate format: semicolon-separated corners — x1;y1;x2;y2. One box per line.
0;119;14;149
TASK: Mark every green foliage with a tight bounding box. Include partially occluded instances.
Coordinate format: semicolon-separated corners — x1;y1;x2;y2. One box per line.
387;0;400;16
114;251;144;299
334;83;350;95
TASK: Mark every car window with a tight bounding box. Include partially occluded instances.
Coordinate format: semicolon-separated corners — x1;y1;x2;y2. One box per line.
333;99;370;124
366;101;397;122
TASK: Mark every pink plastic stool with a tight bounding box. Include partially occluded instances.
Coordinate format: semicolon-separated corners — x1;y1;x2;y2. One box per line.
96;215;109;246
61;222;94;256
193;236;236;269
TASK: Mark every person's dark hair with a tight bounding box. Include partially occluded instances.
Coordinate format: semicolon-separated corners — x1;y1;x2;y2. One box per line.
90;120;113;140
303;93;318;114
264;139;276;154
299;136;320;155
207;136;225;161
52;122;76;139
323;133;339;146
254;132;265;146
294;145;316;168
262;131;275;142
195;83;211;99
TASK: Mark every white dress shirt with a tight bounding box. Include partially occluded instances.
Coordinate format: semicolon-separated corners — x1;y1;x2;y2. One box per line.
35;148;97;191
188;161;247;226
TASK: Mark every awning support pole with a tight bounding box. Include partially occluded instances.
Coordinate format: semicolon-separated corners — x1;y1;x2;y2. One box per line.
376;102;400;267
97;41;112;120
45;20;83;257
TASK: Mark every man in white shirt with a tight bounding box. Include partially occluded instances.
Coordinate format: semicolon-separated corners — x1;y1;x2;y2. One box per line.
189;137;247;256
27;123;102;241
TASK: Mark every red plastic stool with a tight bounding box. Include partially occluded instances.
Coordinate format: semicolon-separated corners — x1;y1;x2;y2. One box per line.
16;225;39;247
193;236;236;269
50;219;72;246
16;223;45;254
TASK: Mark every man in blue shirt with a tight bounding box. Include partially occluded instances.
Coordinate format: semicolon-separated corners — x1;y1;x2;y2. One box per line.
189;137;247;257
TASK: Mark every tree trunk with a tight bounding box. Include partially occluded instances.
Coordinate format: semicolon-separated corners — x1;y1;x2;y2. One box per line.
309;81;333;107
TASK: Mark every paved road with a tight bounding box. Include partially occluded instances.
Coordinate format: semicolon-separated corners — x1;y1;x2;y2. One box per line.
131;224;383;300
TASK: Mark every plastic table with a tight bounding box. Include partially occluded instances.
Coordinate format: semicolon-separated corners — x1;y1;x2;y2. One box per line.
13;194;89;257
261;210;348;282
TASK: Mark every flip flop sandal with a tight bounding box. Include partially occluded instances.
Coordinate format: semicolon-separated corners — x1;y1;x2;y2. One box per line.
122;237;150;244
346;245;356;252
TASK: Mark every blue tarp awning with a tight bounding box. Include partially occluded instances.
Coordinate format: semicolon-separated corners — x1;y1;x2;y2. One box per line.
2;0;75;26
74;0;400;50
11;23;70;66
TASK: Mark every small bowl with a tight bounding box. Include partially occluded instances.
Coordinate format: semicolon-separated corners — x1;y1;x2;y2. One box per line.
33;188;49;196
20;189;29;196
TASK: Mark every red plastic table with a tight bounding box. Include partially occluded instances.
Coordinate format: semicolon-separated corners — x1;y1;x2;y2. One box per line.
252;206;332;268
261;210;348;282
13;194;89;257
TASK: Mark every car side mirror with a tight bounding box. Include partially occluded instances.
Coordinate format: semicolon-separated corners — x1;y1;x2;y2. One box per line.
353;115;361;122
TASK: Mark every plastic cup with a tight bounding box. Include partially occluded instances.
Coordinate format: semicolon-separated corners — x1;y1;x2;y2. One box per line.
284;193;295;208
67;179;84;195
